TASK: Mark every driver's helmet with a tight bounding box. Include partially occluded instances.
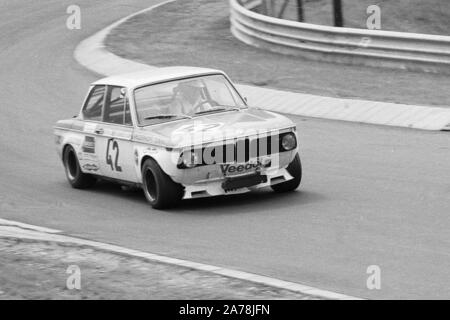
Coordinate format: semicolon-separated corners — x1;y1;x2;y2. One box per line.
173;79;206;102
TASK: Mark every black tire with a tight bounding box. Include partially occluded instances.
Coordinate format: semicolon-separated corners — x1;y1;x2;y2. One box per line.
141;158;184;209
271;153;302;193
63;145;96;189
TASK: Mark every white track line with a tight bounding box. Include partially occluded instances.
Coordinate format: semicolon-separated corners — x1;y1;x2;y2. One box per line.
0;218;61;234
0;222;362;300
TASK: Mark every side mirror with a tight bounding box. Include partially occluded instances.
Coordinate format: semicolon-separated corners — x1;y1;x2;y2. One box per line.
244;97;248;103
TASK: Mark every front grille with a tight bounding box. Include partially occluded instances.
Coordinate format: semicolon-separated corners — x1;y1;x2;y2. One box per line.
213;135;277;163
178;132;296;169
180;133;287;168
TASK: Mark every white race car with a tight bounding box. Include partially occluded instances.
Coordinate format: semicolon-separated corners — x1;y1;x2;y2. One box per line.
54;67;302;209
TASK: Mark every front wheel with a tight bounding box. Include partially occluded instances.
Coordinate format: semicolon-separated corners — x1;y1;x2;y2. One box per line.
271;153;302;193
63;145;96;189
141;158;184;209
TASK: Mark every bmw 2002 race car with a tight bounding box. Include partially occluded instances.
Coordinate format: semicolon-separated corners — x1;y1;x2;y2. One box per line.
54;67;302;209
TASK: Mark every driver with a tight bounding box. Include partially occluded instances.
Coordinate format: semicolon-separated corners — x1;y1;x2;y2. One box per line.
170;80;213;116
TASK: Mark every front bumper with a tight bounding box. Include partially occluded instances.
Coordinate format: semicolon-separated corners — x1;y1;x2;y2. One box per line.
182;166;293;199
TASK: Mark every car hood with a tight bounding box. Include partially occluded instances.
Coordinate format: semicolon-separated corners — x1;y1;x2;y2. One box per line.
134;108;295;148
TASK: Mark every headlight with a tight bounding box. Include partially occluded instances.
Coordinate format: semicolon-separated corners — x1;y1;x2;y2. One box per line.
178;150;200;169
280;133;297;151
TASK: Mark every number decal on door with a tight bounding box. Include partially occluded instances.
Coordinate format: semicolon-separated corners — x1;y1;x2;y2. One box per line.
106;139;122;172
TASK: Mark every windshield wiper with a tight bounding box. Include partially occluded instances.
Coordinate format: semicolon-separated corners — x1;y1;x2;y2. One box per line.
195;106;240;115
144;114;192;120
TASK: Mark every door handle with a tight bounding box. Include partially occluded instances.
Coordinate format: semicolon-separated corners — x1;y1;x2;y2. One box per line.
94;128;104;135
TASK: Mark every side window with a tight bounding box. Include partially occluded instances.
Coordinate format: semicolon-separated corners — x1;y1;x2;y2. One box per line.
82;85;105;121
104;86;133;126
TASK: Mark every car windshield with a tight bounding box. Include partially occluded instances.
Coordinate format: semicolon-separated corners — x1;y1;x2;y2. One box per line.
134;74;246;126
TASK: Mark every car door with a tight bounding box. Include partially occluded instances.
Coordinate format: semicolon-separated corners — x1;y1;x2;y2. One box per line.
78;85;106;176
94;85;138;183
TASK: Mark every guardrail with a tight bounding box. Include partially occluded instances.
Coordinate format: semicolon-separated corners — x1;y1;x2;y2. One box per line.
230;0;450;73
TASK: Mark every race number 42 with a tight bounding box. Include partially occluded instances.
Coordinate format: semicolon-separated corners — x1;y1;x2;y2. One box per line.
106;139;122;172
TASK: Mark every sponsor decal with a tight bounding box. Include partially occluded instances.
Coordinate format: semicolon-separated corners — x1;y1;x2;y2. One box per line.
79;153;97;161
82;136;95;154
220;160;266;176
82;163;99;172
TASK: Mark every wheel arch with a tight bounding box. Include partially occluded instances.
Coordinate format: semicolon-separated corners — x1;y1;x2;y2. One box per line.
140;155;156;170
135;146;182;184
62;143;75;162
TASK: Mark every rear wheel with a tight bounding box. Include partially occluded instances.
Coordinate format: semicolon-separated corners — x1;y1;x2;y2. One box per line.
141;158;184;209
63;145;96;189
271;153;302;193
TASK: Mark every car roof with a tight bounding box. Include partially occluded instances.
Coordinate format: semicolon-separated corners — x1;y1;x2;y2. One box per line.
92;66;225;88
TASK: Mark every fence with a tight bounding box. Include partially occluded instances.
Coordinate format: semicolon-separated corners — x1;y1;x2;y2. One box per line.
230;0;450;73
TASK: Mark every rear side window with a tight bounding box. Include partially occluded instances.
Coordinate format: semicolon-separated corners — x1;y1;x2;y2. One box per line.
82;85;105;121
103;86;133;126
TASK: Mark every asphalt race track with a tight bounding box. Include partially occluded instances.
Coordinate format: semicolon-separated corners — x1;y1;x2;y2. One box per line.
1;0;449;299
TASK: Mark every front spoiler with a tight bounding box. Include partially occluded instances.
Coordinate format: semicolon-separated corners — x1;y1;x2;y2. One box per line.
182;167;293;199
